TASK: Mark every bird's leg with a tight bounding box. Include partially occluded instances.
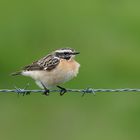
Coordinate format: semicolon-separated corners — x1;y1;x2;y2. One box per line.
41;82;50;96
57;86;67;96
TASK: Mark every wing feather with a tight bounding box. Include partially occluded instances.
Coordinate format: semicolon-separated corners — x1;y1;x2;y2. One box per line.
23;54;60;71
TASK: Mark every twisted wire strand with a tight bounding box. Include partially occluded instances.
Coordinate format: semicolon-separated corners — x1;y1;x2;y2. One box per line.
0;88;140;95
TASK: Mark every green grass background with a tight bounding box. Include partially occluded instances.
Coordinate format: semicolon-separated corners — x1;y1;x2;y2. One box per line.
0;0;140;140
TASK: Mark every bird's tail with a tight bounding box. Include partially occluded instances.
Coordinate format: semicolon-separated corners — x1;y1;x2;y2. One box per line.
11;71;22;76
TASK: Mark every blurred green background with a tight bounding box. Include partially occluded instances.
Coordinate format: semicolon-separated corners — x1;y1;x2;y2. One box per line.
0;0;140;140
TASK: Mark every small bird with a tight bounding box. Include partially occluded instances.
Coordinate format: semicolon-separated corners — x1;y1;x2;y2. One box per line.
12;48;80;95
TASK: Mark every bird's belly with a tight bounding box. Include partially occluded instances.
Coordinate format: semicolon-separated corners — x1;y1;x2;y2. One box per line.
41;67;79;88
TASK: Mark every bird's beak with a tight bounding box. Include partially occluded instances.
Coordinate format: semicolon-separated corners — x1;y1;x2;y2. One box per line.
73;52;80;55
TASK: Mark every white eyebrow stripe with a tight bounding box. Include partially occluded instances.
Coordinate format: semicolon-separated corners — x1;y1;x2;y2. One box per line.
53;56;60;59
55;50;72;53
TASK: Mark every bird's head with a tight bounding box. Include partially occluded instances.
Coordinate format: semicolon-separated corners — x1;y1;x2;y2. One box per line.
54;48;80;60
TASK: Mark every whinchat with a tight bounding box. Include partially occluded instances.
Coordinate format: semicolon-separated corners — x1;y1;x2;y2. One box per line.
12;48;80;95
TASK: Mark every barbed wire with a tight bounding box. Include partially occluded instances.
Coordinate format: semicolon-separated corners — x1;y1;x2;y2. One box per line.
0;87;140;96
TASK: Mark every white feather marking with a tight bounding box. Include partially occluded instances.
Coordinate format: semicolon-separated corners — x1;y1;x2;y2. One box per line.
55;50;72;53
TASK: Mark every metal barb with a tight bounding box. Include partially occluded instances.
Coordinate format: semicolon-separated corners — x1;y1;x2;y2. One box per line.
82;88;96;97
14;84;31;96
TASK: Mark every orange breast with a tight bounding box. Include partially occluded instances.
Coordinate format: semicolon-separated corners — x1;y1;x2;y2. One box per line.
58;59;79;72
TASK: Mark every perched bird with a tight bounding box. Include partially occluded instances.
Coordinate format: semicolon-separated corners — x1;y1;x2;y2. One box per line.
12;48;80;95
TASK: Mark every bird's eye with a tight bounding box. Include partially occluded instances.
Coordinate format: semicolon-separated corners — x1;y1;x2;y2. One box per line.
64;52;67;55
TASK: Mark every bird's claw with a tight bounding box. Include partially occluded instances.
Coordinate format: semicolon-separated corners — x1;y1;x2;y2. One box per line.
43;89;50;96
57;86;67;96
40;82;50;96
